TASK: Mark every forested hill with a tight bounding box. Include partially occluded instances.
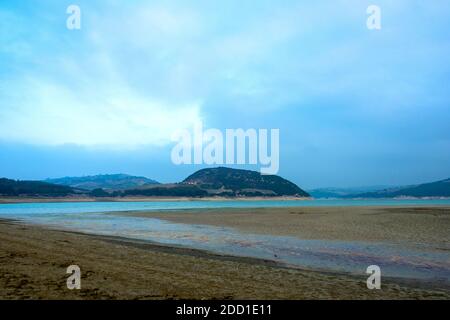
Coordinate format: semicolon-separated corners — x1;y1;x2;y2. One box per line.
0;178;78;197
182;167;310;197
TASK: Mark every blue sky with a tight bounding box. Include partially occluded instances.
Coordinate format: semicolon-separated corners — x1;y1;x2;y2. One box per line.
0;0;449;188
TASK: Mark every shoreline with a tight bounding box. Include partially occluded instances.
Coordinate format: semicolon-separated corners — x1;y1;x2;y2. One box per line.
1;219;449;299
1;196;449;204
0;196;312;204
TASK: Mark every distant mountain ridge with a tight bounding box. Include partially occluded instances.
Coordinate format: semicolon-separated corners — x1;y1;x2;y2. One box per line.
346;178;450;198
308;185;395;199
1;168;308;198
4;170;448;199
46;174;159;191
85;167;309;198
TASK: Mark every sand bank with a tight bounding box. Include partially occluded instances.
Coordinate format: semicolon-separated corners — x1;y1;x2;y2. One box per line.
114;206;450;248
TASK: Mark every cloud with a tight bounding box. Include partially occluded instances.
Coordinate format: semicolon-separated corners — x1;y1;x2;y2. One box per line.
1;0;450;149
0;74;201;147
0;2;203;147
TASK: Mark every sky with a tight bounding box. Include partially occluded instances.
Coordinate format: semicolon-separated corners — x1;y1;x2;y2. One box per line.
0;0;449;188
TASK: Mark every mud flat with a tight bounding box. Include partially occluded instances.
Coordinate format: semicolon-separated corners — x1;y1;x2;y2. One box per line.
0;219;449;300
121;206;450;247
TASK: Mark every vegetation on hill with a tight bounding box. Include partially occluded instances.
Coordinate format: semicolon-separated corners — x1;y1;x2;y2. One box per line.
46;174;159;191
182;167;310;197
0;178;77;197
122;184;208;197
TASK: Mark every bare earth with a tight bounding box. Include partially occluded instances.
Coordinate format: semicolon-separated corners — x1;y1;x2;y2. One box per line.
1;206;449;300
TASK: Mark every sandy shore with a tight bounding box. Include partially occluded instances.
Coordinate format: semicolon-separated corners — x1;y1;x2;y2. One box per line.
0;218;449;300
118;206;450;248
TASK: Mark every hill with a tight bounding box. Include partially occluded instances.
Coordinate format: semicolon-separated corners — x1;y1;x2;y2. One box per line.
46;174;159;191
0;178;78;197
346;178;450;198
1;168;310;199
308;185;394;199
182;167;310;197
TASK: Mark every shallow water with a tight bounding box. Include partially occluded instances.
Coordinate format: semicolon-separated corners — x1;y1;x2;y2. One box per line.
0;199;449;282
1;198;450;215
